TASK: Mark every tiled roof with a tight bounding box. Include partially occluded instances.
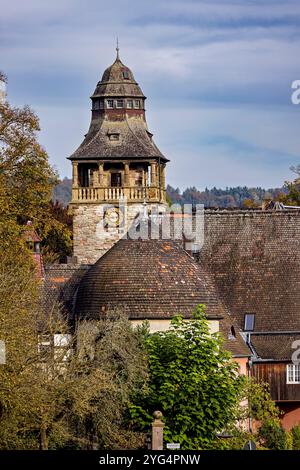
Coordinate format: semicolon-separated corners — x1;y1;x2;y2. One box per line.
219;314;250;357
251;333;300;360
75;238;229;321
69;116;167;161
200;210;300;334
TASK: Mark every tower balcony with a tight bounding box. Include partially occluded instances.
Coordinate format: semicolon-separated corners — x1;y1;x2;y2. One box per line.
71;185;166;204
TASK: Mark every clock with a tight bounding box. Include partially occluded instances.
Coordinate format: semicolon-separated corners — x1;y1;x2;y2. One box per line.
104;206;124;228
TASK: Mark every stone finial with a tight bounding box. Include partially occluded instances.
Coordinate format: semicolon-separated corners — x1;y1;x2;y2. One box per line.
152;410;164;450
153;410;163;420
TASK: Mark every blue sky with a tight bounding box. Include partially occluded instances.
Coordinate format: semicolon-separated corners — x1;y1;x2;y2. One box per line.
1;0;300;189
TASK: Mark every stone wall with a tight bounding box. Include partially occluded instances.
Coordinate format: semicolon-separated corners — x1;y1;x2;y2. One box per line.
72;202;167;264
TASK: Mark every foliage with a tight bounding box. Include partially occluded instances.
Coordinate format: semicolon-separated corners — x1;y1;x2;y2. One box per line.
257;419;289;450
0;72;72;260
291;423;300;450
248;380;280;423
0;254;148;450
129;305;245;450
277;165;300;206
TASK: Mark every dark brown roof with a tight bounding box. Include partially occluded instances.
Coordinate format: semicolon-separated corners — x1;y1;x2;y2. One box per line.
200;210;300;333
251;333;300;360
74;238;230;322
69;116;167;161
92;56;145;98
219;314;250;358
69;53;168;162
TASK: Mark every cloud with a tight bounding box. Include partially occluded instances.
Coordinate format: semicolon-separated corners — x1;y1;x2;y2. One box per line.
1;0;299;188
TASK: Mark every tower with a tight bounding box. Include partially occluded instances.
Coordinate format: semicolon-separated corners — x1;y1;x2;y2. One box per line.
69;48;169;264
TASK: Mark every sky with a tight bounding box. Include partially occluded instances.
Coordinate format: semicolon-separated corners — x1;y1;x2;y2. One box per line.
0;0;300;190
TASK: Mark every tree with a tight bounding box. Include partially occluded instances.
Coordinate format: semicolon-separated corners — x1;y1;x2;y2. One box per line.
0;72;72;261
278;165;300;206
0;247;148;451
129;305;245;450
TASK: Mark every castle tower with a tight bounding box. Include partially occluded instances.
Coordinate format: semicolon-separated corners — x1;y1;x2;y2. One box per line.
69;48;169;264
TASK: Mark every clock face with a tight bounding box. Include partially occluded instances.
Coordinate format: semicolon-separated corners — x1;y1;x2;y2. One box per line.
104;206;124;228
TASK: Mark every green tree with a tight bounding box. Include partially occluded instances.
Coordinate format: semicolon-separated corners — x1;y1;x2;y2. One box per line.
291;423;300;450
130;305;245;449
278;165;300;206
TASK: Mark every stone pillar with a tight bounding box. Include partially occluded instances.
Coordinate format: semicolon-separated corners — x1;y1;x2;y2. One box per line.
72;161;79;187
161;165;166;190
98;162;104;186
124;162;130;186
152;411;164;450
151;162;157;186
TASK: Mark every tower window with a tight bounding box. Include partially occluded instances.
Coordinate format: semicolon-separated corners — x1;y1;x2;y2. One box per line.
93;100;100;110
123;70;130;79
134;100;141;109
108;133;119;141
116;99;124;108
127;100;133;109
107;99;114;109
244;313;255;331
99;100;104;109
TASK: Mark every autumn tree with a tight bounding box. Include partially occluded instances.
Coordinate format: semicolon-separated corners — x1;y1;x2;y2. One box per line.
0;240;147;451
277;165;300;206
0;72;72;261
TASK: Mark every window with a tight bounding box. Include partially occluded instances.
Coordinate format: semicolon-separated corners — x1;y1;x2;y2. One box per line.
108;133;119;141
287;364;300;384
106;99;114;109
244;313;255;331
134;99;141;109
93;100;100;110
111;172;122;187
116;99;124;108
123;70;130;79
127;100;133;109
228;326;236;339
99;100;104;109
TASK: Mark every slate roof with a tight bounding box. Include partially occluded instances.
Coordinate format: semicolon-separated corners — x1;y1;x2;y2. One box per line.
91;56;145;98
69;116;167;161
251;333;300;361
69;53;168;162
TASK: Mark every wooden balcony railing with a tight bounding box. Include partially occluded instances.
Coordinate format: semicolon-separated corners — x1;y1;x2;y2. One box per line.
71;186;166;204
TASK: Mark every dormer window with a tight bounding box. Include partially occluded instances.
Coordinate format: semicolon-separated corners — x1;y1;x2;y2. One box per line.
116;99;124;109
134;100;141;109
108;133;119;141
127;100;133;109
123;70;130;79
107;99;114;109
244;313;255;331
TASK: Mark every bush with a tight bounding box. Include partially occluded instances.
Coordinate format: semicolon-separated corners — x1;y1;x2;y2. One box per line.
258;419;288;450
291;424;300;450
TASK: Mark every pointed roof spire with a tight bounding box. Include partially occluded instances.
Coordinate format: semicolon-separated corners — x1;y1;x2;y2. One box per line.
116;37;120;60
